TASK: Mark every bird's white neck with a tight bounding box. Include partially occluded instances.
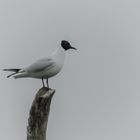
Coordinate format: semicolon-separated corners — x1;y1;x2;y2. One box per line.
51;47;65;67
51;46;65;57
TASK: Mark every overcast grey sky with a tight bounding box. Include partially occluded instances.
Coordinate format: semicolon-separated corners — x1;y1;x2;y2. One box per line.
1;0;140;140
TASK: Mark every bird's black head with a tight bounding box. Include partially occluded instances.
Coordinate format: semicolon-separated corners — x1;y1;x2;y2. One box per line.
61;40;77;51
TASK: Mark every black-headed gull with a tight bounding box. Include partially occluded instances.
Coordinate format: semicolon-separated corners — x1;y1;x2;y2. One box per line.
3;40;76;88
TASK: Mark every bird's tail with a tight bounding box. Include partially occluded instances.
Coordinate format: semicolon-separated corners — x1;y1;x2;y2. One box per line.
3;68;21;78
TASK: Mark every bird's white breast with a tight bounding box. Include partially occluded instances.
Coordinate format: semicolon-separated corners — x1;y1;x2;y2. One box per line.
46;47;65;78
30;47;65;79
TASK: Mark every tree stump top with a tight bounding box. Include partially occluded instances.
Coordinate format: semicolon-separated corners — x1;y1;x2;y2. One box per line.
27;87;55;140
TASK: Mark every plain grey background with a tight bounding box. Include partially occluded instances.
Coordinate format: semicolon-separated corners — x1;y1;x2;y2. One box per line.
1;0;140;140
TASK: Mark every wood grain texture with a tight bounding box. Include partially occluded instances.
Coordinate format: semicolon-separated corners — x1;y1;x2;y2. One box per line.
27;87;55;140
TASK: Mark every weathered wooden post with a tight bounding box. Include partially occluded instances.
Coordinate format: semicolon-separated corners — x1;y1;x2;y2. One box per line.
27;87;55;140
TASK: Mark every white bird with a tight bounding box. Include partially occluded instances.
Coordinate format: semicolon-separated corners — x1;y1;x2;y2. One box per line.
3;40;76;88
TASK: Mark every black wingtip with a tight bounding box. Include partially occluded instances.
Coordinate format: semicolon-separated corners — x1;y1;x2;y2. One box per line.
6;74;12;78
6;72;17;78
3;68;21;72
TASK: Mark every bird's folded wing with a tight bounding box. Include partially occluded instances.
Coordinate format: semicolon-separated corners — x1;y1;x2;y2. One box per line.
25;58;55;73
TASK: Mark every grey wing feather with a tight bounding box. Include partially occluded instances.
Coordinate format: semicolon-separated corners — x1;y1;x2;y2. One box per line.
25;58;55;73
